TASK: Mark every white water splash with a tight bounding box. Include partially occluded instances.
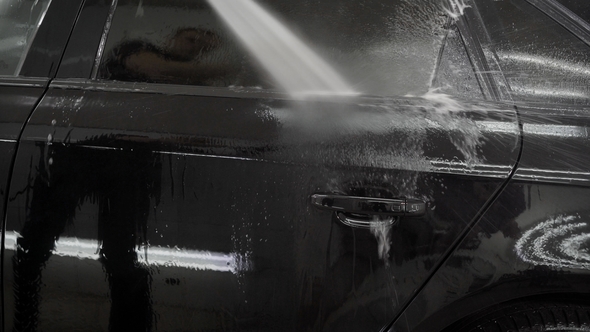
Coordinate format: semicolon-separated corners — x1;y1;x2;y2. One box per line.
411;88;489;165
443;0;471;20
206;0;357;97
515;215;590;270
412;88;466;113
370;219;392;264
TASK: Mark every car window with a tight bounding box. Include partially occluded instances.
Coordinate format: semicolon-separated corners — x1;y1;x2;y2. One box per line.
556;0;590;24
96;0;478;98
476;0;590;106
0;0;52;76
431;25;484;100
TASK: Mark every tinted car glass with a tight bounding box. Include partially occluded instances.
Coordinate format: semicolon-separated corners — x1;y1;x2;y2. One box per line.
476;0;590;105
97;0;468;97
0;0;52;76
431;25;483;100
556;0;590;24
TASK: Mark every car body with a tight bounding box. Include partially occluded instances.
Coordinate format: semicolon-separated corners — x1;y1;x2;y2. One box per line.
1;0;590;331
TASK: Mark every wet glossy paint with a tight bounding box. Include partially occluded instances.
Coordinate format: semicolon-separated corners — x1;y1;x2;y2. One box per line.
389;182;590;332
0;84;48;141
5;0;590;330
3;84;519;331
387;106;590;332
0;82;49;331
0;142;14;249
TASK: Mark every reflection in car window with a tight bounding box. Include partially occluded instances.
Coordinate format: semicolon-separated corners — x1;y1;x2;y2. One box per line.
0;0;52;76
476;1;590;105
97;0;474;97
556;0;590;24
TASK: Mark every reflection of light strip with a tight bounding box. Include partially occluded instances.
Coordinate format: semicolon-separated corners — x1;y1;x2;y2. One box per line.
431;160;512;177
432;161;590;182
515;168;590;184
459;121;589;139
517;168;590;176
523;124;587;137
0;139;17;143
512;87;588;99
434;161;590;184
476;121;519;134
4;231;247;273
479;121;589;138
498;52;590;77
135;246;242;273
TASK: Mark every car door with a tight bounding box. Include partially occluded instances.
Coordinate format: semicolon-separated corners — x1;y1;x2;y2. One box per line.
0;0;81;322
388;1;590;331
0;0;82;222
4;0;521;331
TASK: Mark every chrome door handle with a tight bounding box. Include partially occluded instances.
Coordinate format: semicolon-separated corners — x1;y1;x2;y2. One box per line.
310;194;426;228
310;194;426;216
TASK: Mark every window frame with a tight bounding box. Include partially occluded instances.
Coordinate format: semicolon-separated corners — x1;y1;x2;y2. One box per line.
0;0;84;80
460;0;590;106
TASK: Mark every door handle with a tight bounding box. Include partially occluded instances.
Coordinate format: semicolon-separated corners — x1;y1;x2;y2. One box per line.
310;194;426;228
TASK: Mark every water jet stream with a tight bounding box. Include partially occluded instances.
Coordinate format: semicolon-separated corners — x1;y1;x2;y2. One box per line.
206;0;357;97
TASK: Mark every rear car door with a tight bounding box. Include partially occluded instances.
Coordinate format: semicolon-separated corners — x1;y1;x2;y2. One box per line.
388;1;590;331
4;0;521;331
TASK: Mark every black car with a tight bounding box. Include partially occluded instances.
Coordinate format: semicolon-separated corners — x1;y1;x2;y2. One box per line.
1;0;590;331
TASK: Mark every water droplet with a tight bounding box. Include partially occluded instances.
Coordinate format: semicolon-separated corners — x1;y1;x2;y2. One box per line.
51;119;57;126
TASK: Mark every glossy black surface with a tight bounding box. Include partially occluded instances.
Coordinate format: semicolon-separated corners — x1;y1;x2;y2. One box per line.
0;82;48;330
0;142;14;247
3;83;519;331
0;0;85;329
5;0;590;330
387;105;590;331
389;183;590;331
383;3;590;329
0;84;47;141
56;0;115;79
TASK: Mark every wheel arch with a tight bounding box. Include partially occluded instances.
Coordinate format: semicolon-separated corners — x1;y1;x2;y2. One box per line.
441;292;590;332
409;277;590;332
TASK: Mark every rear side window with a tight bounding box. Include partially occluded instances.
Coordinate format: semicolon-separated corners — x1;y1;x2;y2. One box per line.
556;0;590;24
0;0;52;76
97;0;465;97
476;0;590;105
